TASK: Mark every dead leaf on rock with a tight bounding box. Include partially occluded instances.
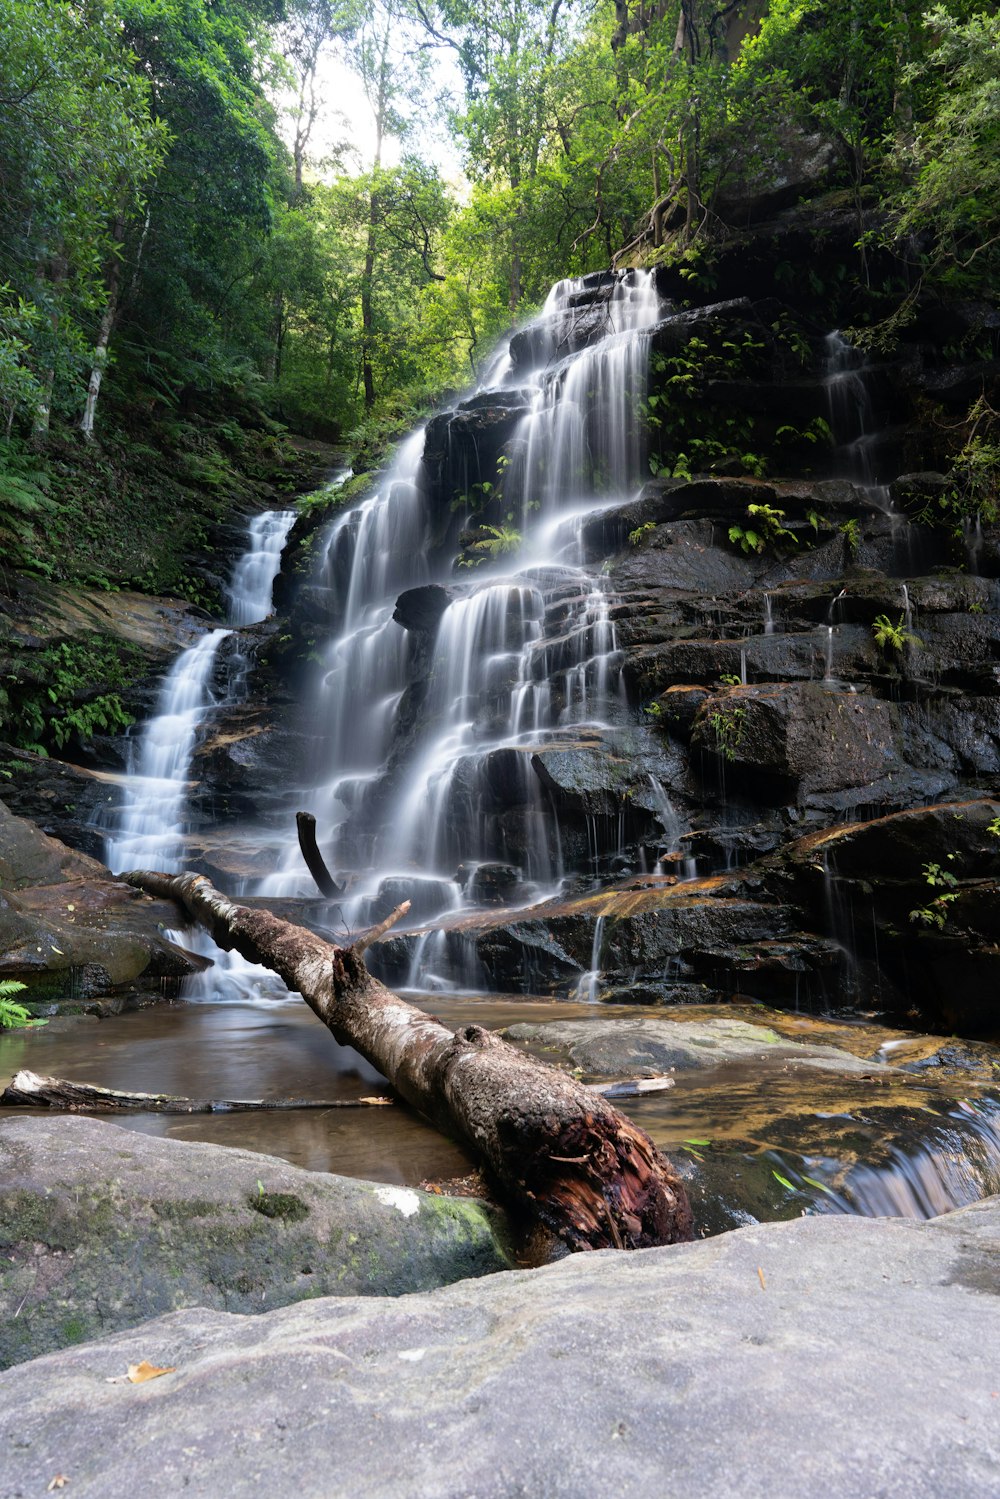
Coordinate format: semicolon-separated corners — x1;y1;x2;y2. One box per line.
106;1360;176;1385
47;1477;69;1492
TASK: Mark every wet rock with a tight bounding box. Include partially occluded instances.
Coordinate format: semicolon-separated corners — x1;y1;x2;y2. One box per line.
650;298;757;356
0;750;127;860
782;797;1000;884
422;402;526;518
529;736;680;820
189;705;307;821
456;862;522;906
2;1208;1000;1498
502;1013;894;1077
392;583;456;633
0;801;201;1005
368;875;458;925
391;878;846;1006
507;272;646;373
715;127;840;224
690;683;902;802
755;799;1000;1030
0;1116;510;1370
0;798;109;890
890;471;950;513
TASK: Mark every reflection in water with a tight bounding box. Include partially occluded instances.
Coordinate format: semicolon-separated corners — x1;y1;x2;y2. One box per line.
0;998;591;1185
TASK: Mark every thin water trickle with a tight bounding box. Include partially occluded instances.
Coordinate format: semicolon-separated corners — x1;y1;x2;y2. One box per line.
649;777;698;881
573;915;606;1003
763;593;774;636
823;331;912;569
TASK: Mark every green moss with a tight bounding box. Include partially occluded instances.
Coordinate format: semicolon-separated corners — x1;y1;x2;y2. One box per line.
151;1198;223;1222
248;1191;310;1223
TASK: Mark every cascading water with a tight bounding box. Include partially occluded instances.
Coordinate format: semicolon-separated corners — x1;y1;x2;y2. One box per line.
103;508;297;877
103;627;232;874
259;270;665;982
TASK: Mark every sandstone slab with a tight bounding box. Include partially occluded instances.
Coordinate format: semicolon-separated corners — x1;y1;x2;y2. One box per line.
0;1207;998;1497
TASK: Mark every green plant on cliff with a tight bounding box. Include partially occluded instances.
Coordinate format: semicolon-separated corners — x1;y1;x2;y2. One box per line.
728;504;796;557
872;613;920;653
461;523;522;566
0;979;42;1030
840;518;861;555
708;703;746;762
629;521;656;546
909;859;960;930
4;636;140;753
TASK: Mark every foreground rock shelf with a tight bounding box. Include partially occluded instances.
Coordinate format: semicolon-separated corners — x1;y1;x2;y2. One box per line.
2;1200;998;1498
0;1116;510;1371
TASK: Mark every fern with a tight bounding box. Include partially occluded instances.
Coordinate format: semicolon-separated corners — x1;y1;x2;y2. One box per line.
0;978;44;1029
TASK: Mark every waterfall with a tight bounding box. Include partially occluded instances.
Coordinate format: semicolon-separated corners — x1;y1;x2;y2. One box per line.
257;270;662;969
226;510;300;627
103;508;296;875
103;627;232;874
822;331;899;521
116;272;667;994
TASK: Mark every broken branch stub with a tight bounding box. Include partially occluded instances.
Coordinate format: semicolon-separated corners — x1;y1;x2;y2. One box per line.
122;869;694;1251
295;811;342;898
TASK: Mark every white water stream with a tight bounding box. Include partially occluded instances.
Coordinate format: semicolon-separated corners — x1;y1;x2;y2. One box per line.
251;271;664;961
103;508;297;875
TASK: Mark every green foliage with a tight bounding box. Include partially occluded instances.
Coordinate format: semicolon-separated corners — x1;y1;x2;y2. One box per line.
628;521;656;546
3;636;140;753
645;332;773;483
462;523;523;565
728;504;797;557
871;613;920;653
839;517;861;555
0;979;43;1030
909;858;960;930
0;0;168;434
0;440;58;574
708;703;747;762
890;8;1000;291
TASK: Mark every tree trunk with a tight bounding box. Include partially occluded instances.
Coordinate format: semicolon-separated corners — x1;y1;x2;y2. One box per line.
31;256;67;444
0;1069;392;1113
81;221;125;441
122;870;694;1252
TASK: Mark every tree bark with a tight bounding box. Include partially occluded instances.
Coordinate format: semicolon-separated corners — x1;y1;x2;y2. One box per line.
296;810;342;897
122;869;694;1252
80;219;125;441
0;1069;392;1113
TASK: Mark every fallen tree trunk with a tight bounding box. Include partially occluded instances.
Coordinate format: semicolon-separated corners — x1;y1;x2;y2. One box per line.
123;869;693;1251
0;1069;393;1113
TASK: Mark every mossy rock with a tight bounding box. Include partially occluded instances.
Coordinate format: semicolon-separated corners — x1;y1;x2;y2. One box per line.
0;1116;512;1370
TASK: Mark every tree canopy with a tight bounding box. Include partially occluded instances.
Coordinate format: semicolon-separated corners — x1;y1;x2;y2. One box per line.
0;0;996;450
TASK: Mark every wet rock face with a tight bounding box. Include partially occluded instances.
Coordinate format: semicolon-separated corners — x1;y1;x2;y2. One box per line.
690;683;902;802
0;801;201;1006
